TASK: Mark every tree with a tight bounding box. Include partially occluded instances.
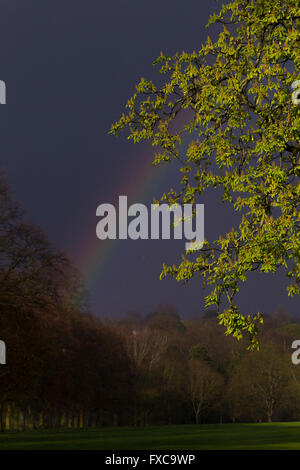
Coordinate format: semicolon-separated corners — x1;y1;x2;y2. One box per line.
188;356;223;424
145;304;185;332
0;175;135;429
0;173;69;312
227;344;291;422
111;0;300;348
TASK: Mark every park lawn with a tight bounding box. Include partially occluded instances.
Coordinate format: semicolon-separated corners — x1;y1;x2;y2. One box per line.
0;423;300;450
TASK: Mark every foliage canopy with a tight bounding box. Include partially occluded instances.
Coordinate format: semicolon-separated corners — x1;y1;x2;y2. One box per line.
111;0;300;348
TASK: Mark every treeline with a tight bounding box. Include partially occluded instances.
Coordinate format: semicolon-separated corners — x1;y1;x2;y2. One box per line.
1;174;300;430
110;305;300;425
0;175;134;430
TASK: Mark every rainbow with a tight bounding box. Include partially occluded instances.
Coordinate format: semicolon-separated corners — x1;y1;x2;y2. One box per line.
74;147;172;290
74;115;193;292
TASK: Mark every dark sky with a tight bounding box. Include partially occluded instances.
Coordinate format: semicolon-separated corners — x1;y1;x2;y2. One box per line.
0;0;298;320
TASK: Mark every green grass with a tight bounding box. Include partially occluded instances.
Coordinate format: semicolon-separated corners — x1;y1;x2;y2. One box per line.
1;423;300;449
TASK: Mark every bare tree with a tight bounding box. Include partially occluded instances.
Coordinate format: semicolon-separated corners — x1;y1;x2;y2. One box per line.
188;358;223;424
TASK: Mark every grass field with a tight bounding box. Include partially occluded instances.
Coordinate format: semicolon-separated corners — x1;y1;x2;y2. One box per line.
0;423;300;450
